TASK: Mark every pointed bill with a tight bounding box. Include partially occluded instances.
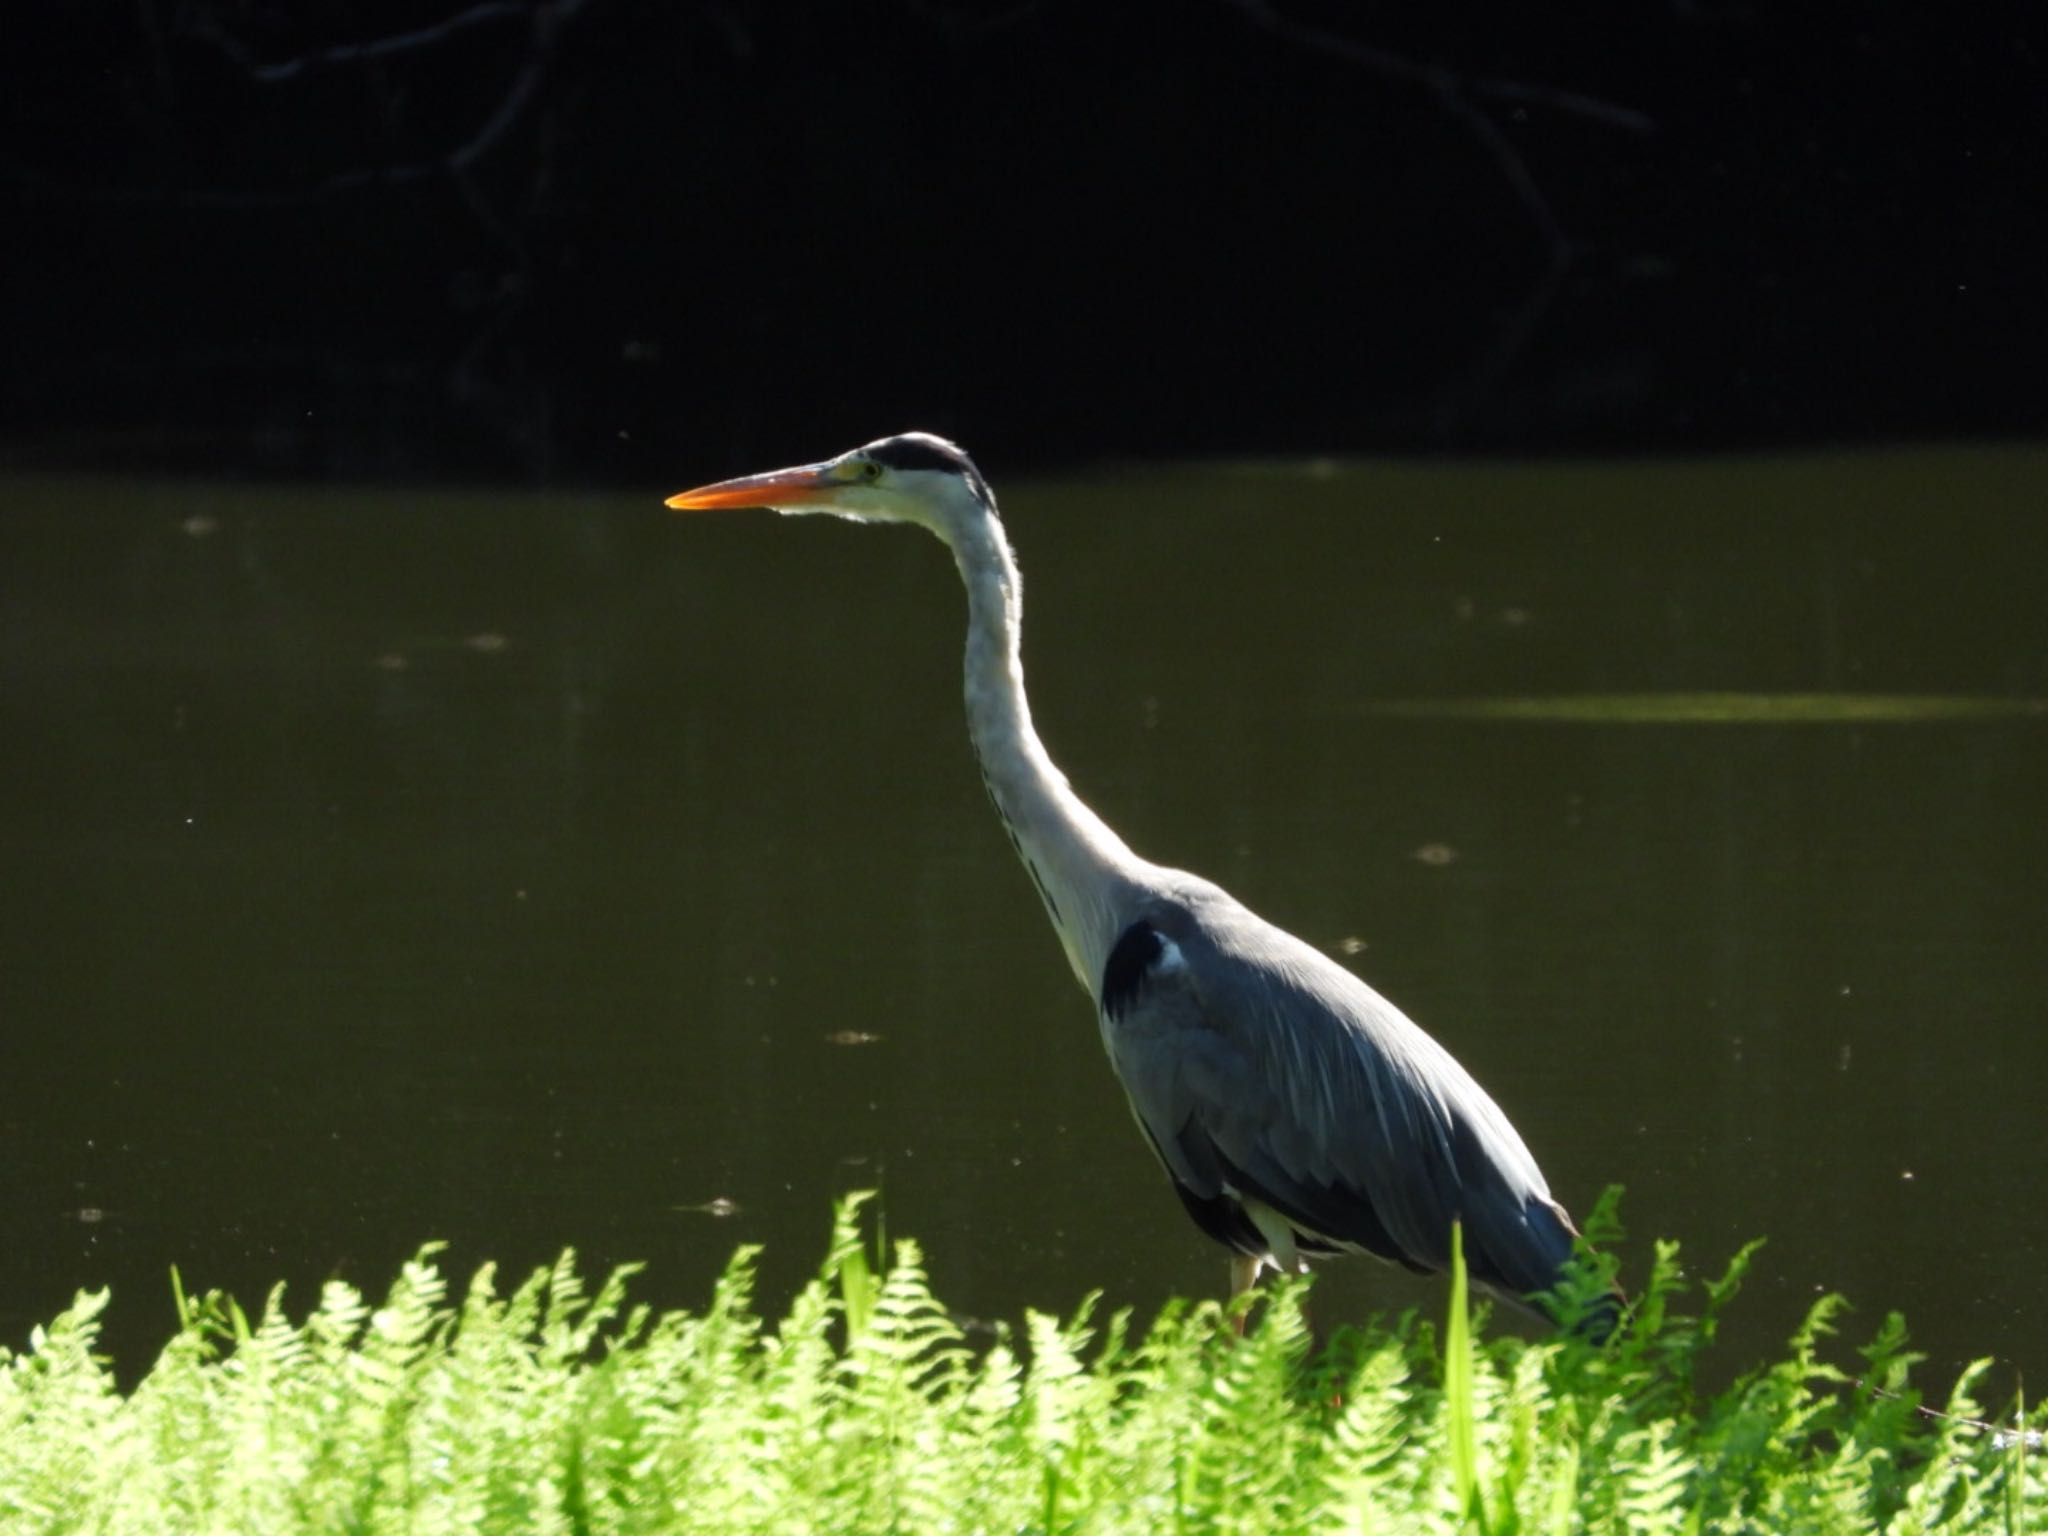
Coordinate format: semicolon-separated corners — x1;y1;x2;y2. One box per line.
664;462;840;512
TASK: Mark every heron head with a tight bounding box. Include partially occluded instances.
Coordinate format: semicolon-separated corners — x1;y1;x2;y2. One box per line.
664;432;992;533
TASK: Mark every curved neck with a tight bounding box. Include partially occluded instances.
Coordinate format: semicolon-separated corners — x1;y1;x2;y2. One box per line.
941;505;1147;993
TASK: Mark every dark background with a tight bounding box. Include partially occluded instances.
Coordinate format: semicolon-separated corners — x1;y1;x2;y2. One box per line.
6;2;2043;482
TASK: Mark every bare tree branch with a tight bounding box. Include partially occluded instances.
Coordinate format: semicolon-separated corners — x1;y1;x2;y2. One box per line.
1216;0;1653;137
3;0;593;209
188;1;540;85
1471;77;1656;136
1215;0;1656;426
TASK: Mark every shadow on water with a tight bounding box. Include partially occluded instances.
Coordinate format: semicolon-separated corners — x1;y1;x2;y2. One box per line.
1;446;2043;1390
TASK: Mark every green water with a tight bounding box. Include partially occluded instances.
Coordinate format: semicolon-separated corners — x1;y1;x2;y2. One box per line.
2;447;2043;1384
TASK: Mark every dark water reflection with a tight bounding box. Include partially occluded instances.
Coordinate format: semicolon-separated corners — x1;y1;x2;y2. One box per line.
3;449;2043;1389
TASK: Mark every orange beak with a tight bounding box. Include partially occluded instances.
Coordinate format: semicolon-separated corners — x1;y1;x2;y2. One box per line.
664;462;840;512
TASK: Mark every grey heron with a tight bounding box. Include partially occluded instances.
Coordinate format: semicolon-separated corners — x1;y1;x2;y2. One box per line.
666;432;1607;1333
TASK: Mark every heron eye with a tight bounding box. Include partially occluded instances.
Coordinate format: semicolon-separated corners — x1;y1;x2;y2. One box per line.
862;460;883;483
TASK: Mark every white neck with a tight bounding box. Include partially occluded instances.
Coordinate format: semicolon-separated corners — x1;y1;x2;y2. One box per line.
937;500;1151;994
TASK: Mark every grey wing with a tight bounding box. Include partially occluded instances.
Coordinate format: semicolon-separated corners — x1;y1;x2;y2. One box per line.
1098;894;1578;1301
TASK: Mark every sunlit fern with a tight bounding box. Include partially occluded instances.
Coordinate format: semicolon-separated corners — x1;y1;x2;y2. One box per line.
0;1192;2040;1534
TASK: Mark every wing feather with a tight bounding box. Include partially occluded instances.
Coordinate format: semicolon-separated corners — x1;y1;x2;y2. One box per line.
1100;880;1577;1302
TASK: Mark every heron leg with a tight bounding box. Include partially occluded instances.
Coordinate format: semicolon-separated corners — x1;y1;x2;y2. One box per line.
1230;1252;1263;1296
1235;1200;1312;1338
1229;1252;1264;1336
1243;1199;1302;1276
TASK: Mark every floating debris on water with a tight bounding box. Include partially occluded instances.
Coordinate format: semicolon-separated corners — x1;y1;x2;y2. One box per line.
673;1196;741;1219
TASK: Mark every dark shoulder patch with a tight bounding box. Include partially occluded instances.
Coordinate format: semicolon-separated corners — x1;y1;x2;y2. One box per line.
1101;922;1164;1022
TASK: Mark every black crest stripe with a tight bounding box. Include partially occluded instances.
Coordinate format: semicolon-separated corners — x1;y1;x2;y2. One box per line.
866;434;995;506
867;435;971;474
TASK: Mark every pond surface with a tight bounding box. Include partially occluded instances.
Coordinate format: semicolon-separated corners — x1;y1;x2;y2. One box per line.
3;447;2043;1388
